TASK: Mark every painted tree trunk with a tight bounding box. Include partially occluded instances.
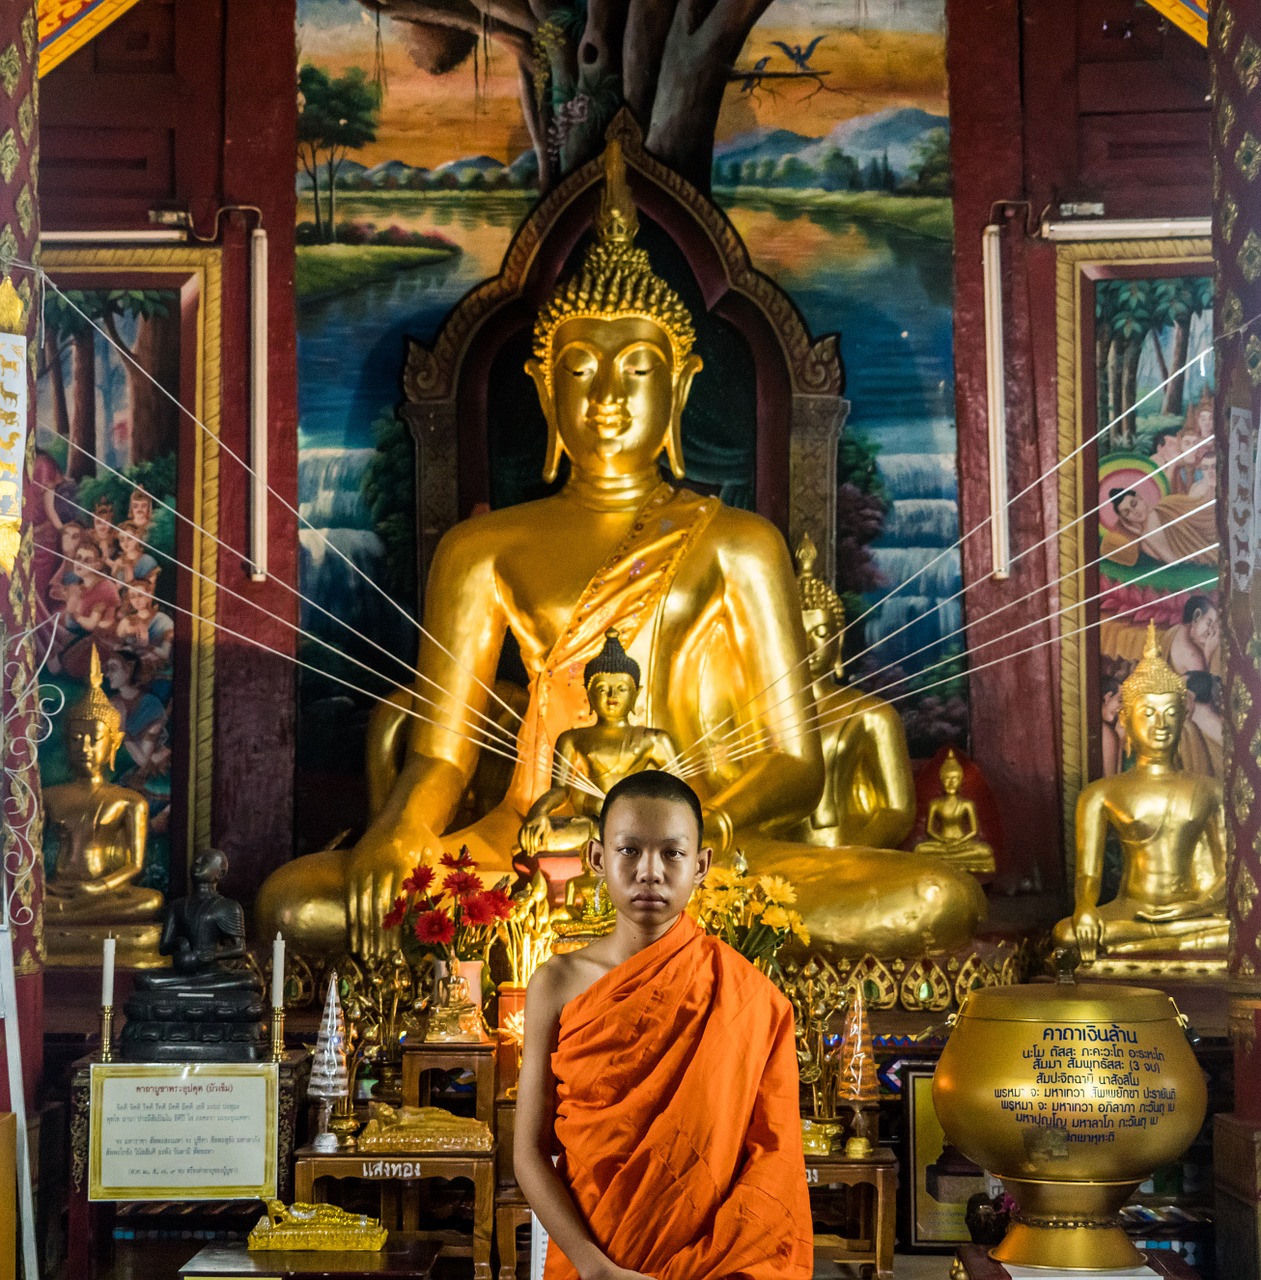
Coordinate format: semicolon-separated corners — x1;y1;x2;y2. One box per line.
1164;318;1191;416
0;0;44;1111
128;311;181;463
69;329;96;480
43;333;70;441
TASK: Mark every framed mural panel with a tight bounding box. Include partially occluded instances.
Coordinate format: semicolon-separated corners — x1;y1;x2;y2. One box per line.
1054;237;1217;870
35;247;220;897
900;1060;984;1249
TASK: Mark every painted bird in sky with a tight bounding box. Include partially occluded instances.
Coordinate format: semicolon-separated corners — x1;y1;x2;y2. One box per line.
740;55;770;93
770;37;826;71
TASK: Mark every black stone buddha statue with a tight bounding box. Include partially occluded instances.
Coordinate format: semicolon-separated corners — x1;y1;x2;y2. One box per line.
121;848;268;1061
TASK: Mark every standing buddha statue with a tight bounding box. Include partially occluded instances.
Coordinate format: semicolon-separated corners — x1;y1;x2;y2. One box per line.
1052;623;1228;970
255;140;985;960
43;645;162;967
792;532;916;850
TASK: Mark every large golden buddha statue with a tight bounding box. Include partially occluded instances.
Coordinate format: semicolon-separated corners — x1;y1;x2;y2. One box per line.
256;142;985;959
792;533;916;849
1052;623;1228;969
44;645;162;966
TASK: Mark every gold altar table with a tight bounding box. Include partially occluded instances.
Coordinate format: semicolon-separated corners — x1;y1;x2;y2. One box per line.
293;1145;495;1280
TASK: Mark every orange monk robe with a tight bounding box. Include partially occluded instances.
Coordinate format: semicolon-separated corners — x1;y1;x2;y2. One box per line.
546;913;813;1280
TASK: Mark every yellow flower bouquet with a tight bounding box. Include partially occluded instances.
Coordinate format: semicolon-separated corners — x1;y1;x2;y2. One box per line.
689;855;809;969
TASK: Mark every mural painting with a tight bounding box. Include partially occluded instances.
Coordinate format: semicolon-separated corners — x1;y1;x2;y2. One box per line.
34;283;182;894
294;0;963;846
1092;274;1219;780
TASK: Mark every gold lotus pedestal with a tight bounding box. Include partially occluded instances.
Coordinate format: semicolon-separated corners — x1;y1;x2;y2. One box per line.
933;982;1206;1272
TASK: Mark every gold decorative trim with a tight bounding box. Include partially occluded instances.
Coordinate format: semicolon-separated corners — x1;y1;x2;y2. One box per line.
37;0;147;78
1053;237;1213;879
1139;0;1207;47
41;247;220;865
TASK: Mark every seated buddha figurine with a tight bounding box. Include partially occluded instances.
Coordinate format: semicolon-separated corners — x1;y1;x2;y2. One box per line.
123;848;268;1061
43;645;162;966
518;627;679;863
792;533;916;849
1052;623;1228;968
913;749;995;874
255;140;985;960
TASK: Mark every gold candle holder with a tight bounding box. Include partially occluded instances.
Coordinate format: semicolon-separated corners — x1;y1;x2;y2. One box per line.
100;1005;115;1062
270;1007;285;1061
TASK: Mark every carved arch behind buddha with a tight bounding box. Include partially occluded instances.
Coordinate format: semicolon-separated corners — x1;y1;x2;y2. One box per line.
400;111;848;599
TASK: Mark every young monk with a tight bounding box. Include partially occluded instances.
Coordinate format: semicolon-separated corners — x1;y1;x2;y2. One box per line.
515;770;813;1280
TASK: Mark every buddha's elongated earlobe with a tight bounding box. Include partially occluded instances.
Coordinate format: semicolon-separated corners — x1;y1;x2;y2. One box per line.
666;353;703;480
527;357;565;482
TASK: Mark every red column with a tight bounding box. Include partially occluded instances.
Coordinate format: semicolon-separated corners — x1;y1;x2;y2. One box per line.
0;0;44;1109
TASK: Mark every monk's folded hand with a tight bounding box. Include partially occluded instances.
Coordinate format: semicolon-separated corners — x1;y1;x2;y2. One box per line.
586;1265;654;1280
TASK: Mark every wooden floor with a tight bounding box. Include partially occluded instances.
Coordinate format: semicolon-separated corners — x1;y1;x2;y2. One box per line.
62;1241;955;1280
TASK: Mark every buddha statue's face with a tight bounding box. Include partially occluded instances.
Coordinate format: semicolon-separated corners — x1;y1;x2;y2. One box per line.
68;717;121;775
1124;691;1184;759
940;762;962;795
802;606;841;681
587;672;637;723
528;316;700;482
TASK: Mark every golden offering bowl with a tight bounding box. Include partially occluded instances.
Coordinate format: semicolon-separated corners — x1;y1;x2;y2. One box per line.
932;982;1205;1271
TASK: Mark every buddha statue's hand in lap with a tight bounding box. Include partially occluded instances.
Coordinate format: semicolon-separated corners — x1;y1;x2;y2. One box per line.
255;140;985;959
1053;623;1228;968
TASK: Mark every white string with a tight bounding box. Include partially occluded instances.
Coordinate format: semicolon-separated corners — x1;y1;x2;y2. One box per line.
40;544;534;774
692;494;1218;764
848;499;1215;699
844;432;1217;672
35;406;531;755
671;344;1234;778
681;535;1218;773
842;311;1252;638
30;477;528;761
691;571;1218;778
16;260;526;730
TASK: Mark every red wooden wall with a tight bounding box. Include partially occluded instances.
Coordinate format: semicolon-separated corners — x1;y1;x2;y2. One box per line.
39;0;300;909
947;0;1209;896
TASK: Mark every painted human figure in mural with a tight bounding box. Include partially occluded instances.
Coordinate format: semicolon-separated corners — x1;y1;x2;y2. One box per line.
1102;486;1218;568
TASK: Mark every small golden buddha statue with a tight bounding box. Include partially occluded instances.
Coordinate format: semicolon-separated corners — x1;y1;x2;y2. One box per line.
43;645;162;967
518;628;679;859
255;139;985;960
792;533;916;850
913;749;995;874
248;1200;387;1252
1052;623;1228;969
357;1102;494;1153
551;877;617;953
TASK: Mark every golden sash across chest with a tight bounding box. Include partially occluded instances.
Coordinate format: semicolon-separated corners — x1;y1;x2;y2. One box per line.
506;484;718;811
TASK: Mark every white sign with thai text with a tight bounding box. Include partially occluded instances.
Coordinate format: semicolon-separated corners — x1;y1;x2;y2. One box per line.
89;1062;278;1200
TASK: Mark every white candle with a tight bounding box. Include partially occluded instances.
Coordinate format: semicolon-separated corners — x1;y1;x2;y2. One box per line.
101;936;116;1007
272;932;285;1009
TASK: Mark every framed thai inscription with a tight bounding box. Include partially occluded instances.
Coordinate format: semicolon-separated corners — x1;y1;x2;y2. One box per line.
89;1062;278;1200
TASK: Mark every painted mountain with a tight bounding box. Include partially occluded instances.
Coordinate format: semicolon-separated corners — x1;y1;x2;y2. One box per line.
714;107;948;184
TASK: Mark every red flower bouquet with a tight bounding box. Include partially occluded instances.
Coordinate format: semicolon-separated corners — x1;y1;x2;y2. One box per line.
383;846;513;963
